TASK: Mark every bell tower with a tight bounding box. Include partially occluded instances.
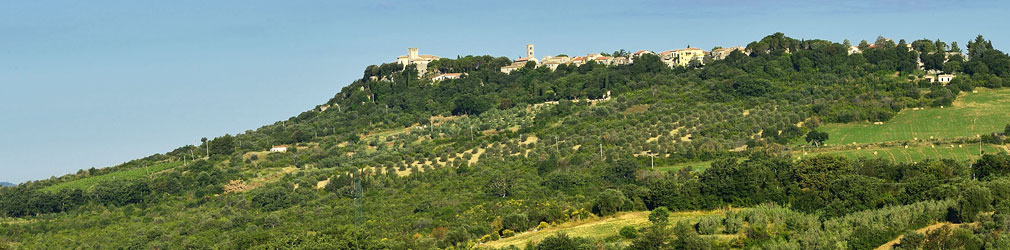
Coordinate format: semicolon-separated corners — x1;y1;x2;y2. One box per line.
408;48;419;60
526;44;534;59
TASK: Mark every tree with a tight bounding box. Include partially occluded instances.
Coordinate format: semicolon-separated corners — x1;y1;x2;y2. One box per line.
973;154;1010;180
593;189;628;216
955;184;993;223
648;206;670;226
1004;124;1010;136
209;134;235;156
805;130;829;147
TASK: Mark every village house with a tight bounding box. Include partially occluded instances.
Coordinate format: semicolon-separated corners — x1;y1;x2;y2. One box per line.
395;48;440;77
430;73;464;81
612;56;630;65
540;55;572;71
848;46;862;55
924;74;956;84
658;50;676;67
672;47;707;67
592;55;613;65
501;44;538;74
270;145;288;153
711;46;745;60
571;56;587;67
938;74;955;83
632;50;654;58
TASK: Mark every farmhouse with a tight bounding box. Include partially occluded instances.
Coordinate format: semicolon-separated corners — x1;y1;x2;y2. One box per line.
270;146;288;153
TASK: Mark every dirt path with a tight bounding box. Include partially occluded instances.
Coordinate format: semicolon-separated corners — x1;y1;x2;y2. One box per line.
875;222;962;250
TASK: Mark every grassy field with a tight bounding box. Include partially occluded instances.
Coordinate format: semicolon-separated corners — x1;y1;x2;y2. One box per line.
43;161;183;192
654;160;715;172
822;88;1010;145
480;209;729;249
797;144;1007;163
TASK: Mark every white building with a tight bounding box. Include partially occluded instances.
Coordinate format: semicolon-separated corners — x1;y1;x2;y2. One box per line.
270;145;288;153
431;73;463;81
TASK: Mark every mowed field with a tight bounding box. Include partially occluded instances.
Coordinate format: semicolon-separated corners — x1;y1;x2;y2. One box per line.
822;88;1010;145
42;161;182;192
480;209;729;249
798;144;1008;163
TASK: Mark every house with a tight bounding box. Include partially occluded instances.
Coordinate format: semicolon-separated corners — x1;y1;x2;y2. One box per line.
612;56;630;65
658;50;676;67
572;56;587;67
501;44;538;74
541;56;572;71
632;50;654;58
270;145;288;153
938;74;955;83
711;46;745;60
431;73;463;81
395;48;440;77
672;47;706;67
924;74;956;84
848;46;862;55
592;55;613;65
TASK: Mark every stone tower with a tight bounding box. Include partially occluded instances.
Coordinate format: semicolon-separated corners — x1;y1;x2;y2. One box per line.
526;44;534;59
408;48;419;60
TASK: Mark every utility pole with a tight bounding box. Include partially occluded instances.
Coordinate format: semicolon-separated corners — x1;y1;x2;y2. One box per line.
651;154;655;169
555;136;560;153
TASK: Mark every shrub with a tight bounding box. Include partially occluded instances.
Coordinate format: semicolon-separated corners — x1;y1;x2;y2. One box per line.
620;226;638;239
502;229;516;238
697;217;722;235
724;212;744;234
649;207;670;226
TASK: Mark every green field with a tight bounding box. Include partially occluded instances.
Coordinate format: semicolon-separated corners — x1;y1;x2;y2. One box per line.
654;160;715;172
822;88;1010;145
43;161;183;192
798;144;1007;163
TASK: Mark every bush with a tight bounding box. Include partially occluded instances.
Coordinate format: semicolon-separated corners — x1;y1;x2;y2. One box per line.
649;207;670;226
503;213;531;232
724;211;744;234
620;226;638;239
697;217;722;235
502;229;516;238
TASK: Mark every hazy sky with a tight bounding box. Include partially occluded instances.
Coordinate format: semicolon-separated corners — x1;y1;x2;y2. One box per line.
2;0;1008;183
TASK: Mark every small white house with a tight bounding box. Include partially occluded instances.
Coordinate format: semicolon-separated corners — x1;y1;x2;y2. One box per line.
431;73;463;81
270;145;288;153
937;74;955;83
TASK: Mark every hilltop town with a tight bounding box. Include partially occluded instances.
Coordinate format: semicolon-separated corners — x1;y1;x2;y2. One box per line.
391;37;966;84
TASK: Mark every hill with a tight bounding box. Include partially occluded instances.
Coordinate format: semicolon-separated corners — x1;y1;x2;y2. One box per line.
0;182;13;187
3;33;1010;249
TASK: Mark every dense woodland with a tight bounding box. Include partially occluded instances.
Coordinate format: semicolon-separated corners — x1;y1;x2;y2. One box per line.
3;33;1010;249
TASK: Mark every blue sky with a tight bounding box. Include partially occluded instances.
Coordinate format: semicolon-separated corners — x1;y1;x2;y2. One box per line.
1;0;1008;183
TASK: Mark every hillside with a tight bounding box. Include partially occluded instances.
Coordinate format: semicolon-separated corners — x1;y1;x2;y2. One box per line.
0;182;12;187
3;33;1010;249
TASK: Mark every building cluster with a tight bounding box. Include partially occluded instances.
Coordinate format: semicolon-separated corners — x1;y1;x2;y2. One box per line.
395;48;440;77
391;39;963;82
498;44;746;74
